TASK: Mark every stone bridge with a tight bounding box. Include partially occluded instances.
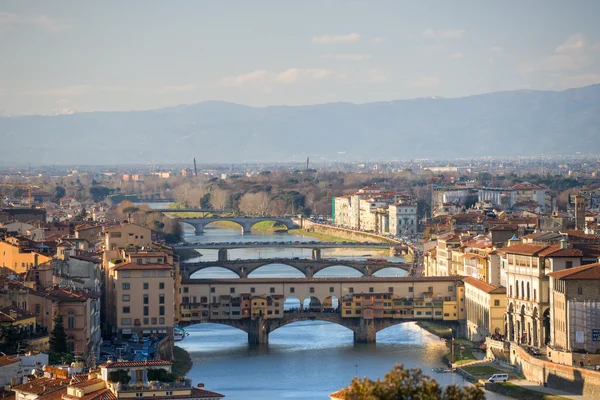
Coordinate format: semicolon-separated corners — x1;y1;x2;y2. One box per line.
179;258;411;279
180;217;300;234
179;311;463;344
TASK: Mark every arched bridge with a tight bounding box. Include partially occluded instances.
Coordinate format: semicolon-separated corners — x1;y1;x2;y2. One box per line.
179;258;411;278
180;217;300;234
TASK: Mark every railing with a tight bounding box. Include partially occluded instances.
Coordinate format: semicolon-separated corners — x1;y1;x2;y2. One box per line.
111;380;192;392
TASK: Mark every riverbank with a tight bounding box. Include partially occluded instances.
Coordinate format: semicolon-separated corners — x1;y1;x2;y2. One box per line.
416;321;479;366
288;228;359;243
485;382;571;400
172;346;193;377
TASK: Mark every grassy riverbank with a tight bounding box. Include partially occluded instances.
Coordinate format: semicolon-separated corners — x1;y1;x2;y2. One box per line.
172;346;193;377
208;220;288;232
416;321;478;365
288;228;359;243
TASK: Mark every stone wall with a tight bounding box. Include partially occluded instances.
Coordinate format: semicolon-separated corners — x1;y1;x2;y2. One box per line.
505;342;600;398
156;335;174;361
299;219;403;245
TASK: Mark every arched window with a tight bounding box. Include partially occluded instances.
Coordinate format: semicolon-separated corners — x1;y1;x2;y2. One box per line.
527;282;530;300
521;281;525;299
516;281;519;297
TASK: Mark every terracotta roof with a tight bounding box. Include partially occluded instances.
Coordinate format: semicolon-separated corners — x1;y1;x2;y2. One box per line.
0;306;34;322
548;263;600;280
113;263;172;271
463;276;505;294
512;182;545;190
0;355;20;367
11;377;69;395
498;243;547;256
559;230;600;241
490;225;518;231
132;388;224;400
99;360;172;368
37;388;67;400
63;388;116;400
538;245;583;258
68;378;104;389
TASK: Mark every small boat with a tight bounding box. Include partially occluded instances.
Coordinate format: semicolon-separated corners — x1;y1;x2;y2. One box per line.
432;367;445;373
174;327;188;342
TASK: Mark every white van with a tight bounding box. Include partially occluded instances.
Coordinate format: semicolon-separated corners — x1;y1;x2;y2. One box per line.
488;374;508;383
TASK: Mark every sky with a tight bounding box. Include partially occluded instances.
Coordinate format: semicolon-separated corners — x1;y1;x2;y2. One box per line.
1;0;600;115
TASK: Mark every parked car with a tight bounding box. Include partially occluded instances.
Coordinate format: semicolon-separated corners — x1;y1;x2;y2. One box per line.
488;374;509;383
529;347;541;356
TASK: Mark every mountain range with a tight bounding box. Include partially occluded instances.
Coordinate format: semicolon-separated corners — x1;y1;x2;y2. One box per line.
1;84;600;165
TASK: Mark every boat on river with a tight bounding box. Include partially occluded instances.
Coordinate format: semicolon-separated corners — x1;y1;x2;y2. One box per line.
174;326;188;342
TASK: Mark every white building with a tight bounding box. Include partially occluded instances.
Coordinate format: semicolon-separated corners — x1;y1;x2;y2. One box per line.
389;203;417;235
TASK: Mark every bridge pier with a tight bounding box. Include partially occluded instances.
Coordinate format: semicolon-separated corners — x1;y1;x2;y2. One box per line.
312;248;322;260
241;222;252;234
240;266;248;279
354;319;376;343
248;318;270;344
305;266;314;278
363;266;373;276
217;248;228;262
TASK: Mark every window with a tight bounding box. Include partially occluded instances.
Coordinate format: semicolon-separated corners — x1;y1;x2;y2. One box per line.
534;289;537;301
143;306;149;316
122;283;130;290
566;261;573;269
122;271;131;278
142;270;151;278
230;287;235;294
494;299;500;306
270;287;275;294
428;286;433;292
211;287;215;293
345;310;351;315
408;287;413;292
122;295;130;302
110;232;121;238
388;287;394;293
151;317;157;325
349;287;354;294
143;294;149;304
121;318;132;325
251;287;255;293
35;304;40;314
159;282;165;290
183;287;189;293
369;287;374;293
67;311;75;329
448;286;454;292
143;282;149;290
310;287;315;293
329;287;334;293
159;294;165;304
136;258;143;265
578;286;583;295
159;306;165;316
290;287;295;293
159;317;165;324
122;307;130;314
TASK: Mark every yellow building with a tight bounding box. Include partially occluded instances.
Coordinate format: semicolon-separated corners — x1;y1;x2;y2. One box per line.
104;223;152;252
463;276;506;341
109;253;175;337
251;296;267;318
0;237;52;274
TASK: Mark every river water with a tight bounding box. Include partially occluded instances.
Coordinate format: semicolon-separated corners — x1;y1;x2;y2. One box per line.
173;222;511;398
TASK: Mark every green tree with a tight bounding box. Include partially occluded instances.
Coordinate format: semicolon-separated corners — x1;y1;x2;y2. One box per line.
53;186;66;203
343;364;484;400
0;326;29;354
49;313;68;354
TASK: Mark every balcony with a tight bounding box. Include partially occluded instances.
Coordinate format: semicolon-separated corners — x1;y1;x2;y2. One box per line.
111;380;192;392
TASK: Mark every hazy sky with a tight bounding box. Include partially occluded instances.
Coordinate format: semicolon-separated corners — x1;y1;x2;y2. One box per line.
1;0;600;115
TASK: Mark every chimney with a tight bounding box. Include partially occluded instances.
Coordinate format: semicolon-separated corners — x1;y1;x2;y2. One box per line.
560;238;568;250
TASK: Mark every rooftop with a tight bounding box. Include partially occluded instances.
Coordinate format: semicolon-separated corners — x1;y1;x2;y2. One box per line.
463;277;506;295
548;263;600;280
99;360;173;369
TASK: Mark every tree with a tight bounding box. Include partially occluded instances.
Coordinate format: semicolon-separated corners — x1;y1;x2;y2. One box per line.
342;364;484;400
53;186;66;203
49;313;68;354
210;188;230;210
0;326;28;354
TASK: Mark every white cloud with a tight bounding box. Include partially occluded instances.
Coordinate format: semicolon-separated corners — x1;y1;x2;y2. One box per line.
521;33;594;72
488;46;503;55
0;12;70;32
449;52;463;59
276;68;347;84
322;53;372;61
421;29;465;39
21;85;126;96
371;37;385;45
564;73;600;87
219;70;268;87
365;69;388;83
312;33;360;44
412;76;441;87
153;84;197;94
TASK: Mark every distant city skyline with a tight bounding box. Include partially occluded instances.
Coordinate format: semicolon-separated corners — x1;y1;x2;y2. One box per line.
1;0;600;115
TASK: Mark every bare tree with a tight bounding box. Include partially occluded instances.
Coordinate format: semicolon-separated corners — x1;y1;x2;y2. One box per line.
210;188;230;210
238;192;271;216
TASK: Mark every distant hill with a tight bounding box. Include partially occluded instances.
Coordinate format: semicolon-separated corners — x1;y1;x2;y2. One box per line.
1;84;599;165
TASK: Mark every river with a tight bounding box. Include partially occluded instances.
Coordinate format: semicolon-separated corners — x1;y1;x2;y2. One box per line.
175;225;511;399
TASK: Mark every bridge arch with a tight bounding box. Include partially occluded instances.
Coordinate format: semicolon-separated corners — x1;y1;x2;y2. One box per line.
248;219;291;232
313;265;363;278
246;263;306;278
372;266;408;277
203;219;245;232
189;266;240;279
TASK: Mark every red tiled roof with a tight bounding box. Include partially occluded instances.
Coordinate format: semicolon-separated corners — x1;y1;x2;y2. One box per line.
63;388;116;400
0;355;20;367
538;245;583;258
12;377;69;395
113;263;172;271
99;360;172;368
132;388;224;400
497;243;547;256
463;276;506;294
548;263;600;280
